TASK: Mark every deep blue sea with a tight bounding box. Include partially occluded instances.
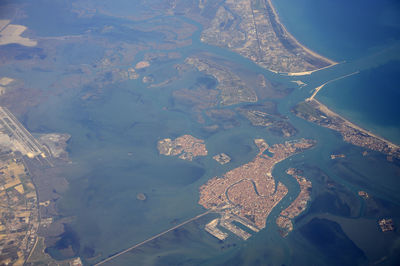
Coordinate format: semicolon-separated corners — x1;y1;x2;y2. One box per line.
273;0;400;144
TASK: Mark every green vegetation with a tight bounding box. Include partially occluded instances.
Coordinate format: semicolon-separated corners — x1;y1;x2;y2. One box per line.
293;102;319;118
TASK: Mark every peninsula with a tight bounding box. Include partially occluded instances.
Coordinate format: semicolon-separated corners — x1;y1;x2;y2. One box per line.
293;99;400;159
200;0;336;74
199;138;315;240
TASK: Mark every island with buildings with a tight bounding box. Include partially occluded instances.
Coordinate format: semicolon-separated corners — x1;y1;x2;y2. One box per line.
276;168;312;237
358;190;369;200
378;218;395;232
330;154;345;160
157;135;208;161
199;138;315;240
213;153;231;165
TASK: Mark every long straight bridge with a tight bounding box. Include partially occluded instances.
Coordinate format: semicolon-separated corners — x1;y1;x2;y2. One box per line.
94;210;212;265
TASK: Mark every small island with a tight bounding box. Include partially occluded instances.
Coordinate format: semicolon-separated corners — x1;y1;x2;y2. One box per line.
379;218;395;232
136;193;147;201
135;60;150;69
358;191;369;200
330;154;345;160
213;153;231;165
157;135;208;161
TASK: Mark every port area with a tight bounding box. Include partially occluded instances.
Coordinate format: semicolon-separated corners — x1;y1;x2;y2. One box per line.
276;168;312;237
199;138;315;240
157;134;208;161
293;99;400;160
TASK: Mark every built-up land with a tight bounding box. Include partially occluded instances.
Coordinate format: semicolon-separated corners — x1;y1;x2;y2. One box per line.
201;0;336;74
199;138;315;240
0;106;79;265
276;168;312;236
158;134;208;161
293;100;400;159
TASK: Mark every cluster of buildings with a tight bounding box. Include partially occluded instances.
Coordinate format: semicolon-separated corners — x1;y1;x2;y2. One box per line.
199;138;315;240
276;168;312;236
158;134;208;161
200;0;334;74
295;100;400;160
0;155;39;265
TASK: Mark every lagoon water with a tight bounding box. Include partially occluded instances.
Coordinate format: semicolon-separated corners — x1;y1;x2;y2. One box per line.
3;0;400;265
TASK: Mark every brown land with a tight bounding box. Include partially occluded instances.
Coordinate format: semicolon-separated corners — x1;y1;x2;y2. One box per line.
0;20;37;47
199;138;315;240
0;155;39;265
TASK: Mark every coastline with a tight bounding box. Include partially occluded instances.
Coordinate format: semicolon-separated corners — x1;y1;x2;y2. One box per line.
306;73;400;147
313;98;399;150
293;97;400;159
268;0;337;68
